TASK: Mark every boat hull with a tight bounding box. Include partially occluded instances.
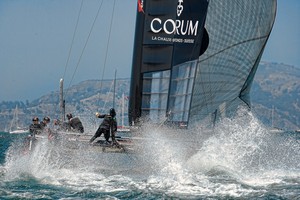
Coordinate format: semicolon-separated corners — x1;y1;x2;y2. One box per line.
9;129;28;134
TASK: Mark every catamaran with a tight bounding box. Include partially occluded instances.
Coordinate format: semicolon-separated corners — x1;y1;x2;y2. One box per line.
26;0;277;154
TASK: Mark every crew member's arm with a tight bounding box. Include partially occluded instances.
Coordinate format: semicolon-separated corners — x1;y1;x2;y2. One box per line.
95;112;106;118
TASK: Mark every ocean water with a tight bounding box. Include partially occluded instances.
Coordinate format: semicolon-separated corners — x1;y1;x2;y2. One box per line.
1;111;300;199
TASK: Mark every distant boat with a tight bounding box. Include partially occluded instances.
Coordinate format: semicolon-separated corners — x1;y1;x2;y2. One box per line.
9;105;28;134
269;106;284;133
117;93;130;133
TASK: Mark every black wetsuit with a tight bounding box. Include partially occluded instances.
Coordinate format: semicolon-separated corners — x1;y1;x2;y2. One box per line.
69;117;84;133
26;123;42;150
29;123;42;136
90;114;117;143
40;121;46;129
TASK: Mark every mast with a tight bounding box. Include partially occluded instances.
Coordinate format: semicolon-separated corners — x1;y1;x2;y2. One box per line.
9;105;18;131
15;105;19;128
60;78;65;122
122;92;125;127
271;105;275;128
113;69;117;109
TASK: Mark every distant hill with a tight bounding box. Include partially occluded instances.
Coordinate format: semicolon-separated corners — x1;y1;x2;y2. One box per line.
250;62;300;130
0;78;131;132
0;62;299;131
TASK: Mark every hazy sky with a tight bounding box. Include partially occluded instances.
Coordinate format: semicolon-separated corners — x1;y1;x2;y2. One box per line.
0;0;299;102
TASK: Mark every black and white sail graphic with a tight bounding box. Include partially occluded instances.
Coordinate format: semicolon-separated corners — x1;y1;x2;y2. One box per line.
129;0;277;128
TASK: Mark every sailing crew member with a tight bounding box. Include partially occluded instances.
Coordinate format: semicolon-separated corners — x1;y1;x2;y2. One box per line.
89;108;117;144
40;116;50;129
24;117;42;153
40;116;56;139
53;119;71;132
29;117;42;136
66;113;84;133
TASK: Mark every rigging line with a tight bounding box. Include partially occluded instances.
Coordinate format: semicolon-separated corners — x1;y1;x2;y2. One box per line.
63;0;84;80
97;0;116;109
65;0;104;98
56;0;84;116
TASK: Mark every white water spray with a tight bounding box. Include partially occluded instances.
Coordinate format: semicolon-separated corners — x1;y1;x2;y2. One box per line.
186;107;300;178
2;109;300;197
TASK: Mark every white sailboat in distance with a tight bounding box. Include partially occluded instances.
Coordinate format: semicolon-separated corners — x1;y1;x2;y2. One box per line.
9;105;28;134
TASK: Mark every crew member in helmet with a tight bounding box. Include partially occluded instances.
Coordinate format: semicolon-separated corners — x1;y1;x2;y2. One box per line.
24;117;42;152
29;117;42;136
89;108;117;144
66;113;84;133
40;116;56;139
40;116;50;129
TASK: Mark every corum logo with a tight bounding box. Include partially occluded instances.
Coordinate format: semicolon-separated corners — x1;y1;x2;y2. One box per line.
150;0;199;36
150;18;199;36
177;0;183;17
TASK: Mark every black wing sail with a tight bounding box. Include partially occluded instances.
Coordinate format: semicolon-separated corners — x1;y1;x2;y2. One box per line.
129;0;277;128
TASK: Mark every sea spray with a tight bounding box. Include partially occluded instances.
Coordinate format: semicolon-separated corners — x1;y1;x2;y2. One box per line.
186;107;300;181
1;110;299;199
134;108;300;197
133;121;200;176
132;122;255;197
